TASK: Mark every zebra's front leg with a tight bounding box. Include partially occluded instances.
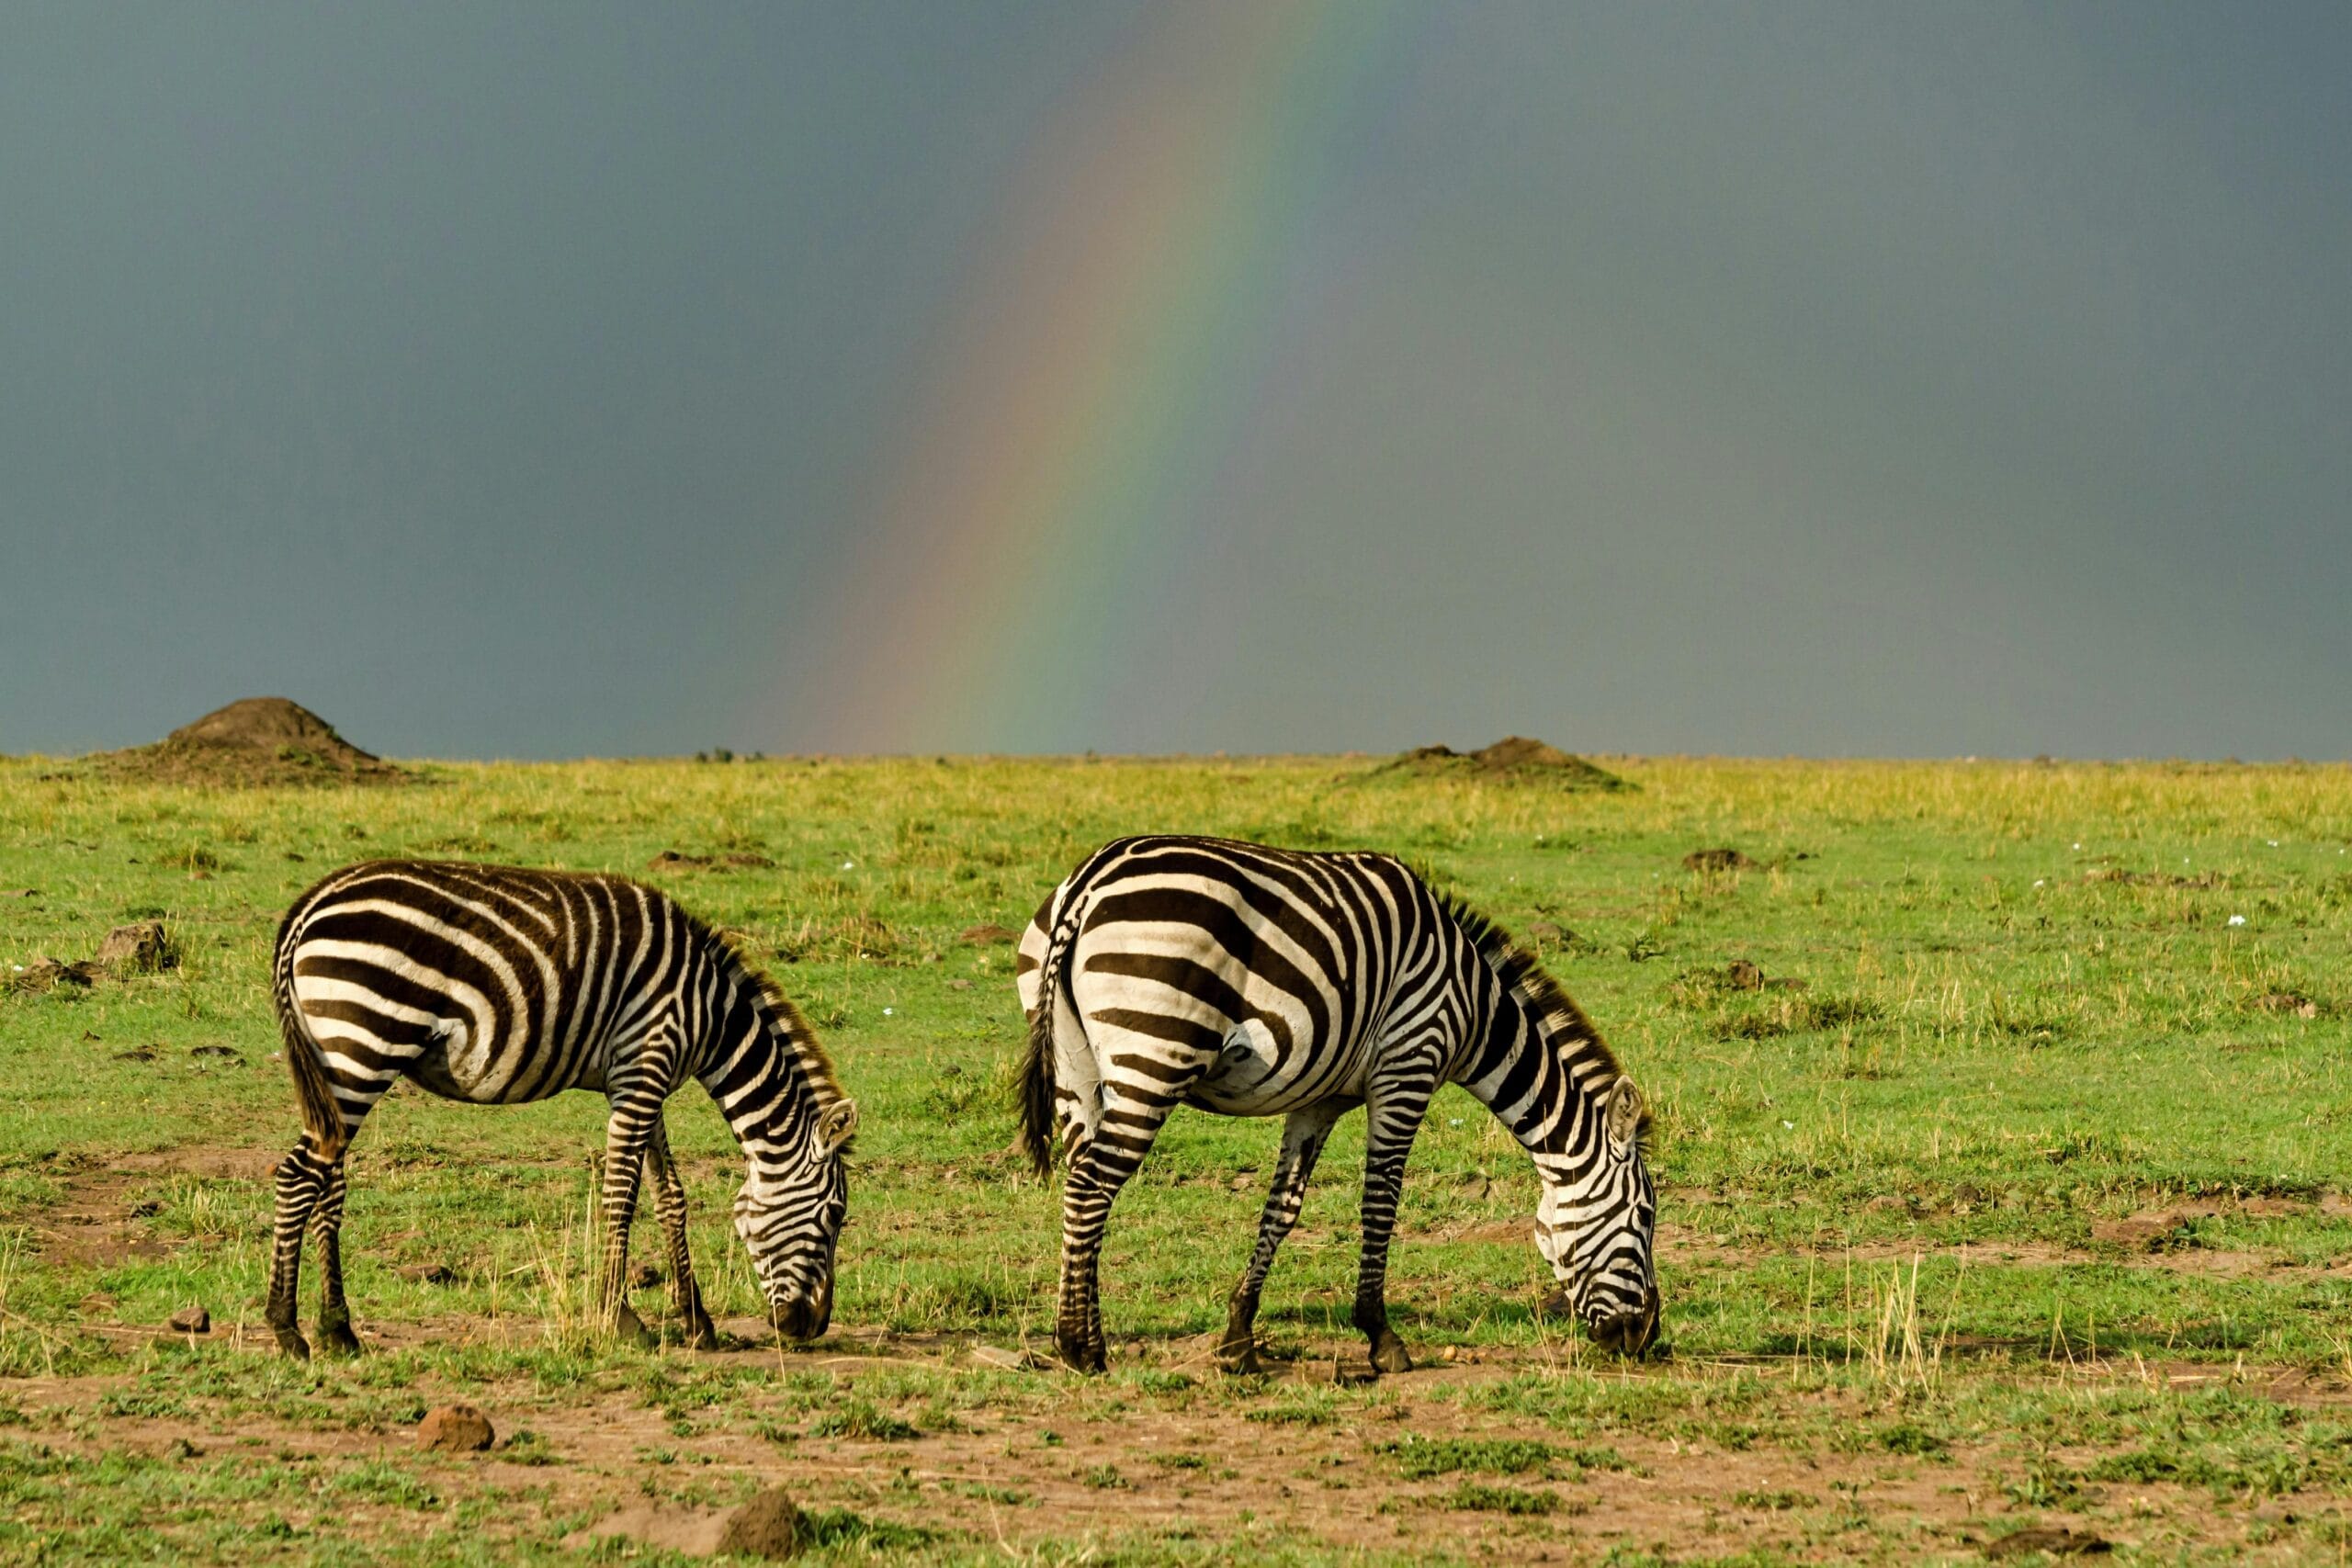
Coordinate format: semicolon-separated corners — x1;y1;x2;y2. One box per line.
1352;1073;1438;1377
1220;1100;1351;1374
311;1159;363;1357
600;1085;665;1349
1054;1076;1197;1374
266;1138;341;1359
642;1118;717;1349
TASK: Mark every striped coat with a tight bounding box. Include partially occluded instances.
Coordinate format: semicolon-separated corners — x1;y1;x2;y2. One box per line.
1016;835;1657;1375
266;860;854;1358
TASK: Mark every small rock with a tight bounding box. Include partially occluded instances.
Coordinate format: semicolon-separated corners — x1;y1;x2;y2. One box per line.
959;923;1018;946
188;1044;243;1064
97;921;172;973
169;1304;210;1334
1682;848;1755;873
717;1488;805;1561
946;977;975;991
1725;959;1766;990
629;1261;663;1289
417;1404;495;1452
398;1262;458;1285
1984;1524;2109;1559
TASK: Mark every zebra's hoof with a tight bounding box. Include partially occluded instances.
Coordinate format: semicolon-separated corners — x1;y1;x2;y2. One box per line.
1217;1344;1263;1376
1055;1331;1106;1375
272;1325;311;1361
684;1315;719;1352
1371;1331;1412;1375
318;1323;363;1358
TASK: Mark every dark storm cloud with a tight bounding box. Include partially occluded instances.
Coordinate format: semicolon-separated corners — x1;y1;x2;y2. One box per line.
2;3;2345;758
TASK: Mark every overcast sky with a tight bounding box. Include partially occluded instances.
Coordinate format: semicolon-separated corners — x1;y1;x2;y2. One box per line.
3;2;2346;760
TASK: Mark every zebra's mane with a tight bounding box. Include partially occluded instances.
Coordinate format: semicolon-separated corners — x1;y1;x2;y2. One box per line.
1434;890;1649;1139
700;922;848;1115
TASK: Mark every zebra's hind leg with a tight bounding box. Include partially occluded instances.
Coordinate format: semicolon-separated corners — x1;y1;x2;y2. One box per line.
311;1159;363;1356
266;1139;341;1359
1220;1100;1350;1375
1055;1069;1203;1374
1351;1066;1440;1377
642;1119;717;1349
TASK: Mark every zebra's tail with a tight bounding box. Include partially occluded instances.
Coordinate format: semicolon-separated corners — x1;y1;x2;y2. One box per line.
274;903;345;1156
1016;908;1077;1178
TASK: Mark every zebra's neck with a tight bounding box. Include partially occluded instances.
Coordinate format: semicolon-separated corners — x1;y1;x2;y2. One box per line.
1453;943;1622;1163
689;944;842;1183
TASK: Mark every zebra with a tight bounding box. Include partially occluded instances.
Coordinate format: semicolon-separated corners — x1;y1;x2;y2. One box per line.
265;860;856;1359
1014;835;1657;1376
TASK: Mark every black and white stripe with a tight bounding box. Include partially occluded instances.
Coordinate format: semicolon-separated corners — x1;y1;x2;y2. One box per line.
1015;835;1657;1375
266;860;855;1358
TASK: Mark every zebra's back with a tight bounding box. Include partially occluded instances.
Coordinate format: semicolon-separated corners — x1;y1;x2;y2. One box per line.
1017;835;1460;1119
279;860;689;1109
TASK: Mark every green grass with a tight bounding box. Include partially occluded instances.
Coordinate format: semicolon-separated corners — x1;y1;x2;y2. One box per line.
2;752;2350;1562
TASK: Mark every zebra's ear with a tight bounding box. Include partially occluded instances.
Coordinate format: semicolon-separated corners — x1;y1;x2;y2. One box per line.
820;1098;859;1155
1604;1078;1645;1155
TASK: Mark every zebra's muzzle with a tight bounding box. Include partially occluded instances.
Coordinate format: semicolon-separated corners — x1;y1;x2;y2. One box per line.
770;1285;832;1342
1589;1285;1660;1359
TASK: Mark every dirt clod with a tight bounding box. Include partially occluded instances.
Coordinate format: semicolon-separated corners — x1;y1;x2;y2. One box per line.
417;1404;495;1452
2092;1213;2188;1253
959;923;1018;946
2250;991;2320;1018
1984;1524;2110;1558
1683;848;1755;873
718;1488;806;1560
399;1263;458;1285
168;1305;210;1334
96;922;173;973
16;957;96;991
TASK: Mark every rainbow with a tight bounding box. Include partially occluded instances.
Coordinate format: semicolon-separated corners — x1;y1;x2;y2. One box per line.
775;1;1410;752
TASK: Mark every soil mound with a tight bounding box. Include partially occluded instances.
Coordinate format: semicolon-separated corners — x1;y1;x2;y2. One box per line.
96;698;405;787
1374;737;1629;791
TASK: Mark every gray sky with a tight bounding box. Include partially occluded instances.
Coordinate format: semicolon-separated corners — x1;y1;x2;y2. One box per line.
3;2;2346;760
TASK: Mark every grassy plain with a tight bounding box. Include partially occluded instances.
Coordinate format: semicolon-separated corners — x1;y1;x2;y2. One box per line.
1;752;2349;1564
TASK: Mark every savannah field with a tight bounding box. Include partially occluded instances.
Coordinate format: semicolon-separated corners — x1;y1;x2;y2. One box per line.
1;750;2349;1565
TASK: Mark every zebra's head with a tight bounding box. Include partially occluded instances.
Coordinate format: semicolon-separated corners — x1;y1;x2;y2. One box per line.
1535;1077;1659;1357
735;1097;858;1340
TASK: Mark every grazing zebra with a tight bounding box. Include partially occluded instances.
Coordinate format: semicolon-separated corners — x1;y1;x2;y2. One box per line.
266;861;856;1359
1015;835;1657;1376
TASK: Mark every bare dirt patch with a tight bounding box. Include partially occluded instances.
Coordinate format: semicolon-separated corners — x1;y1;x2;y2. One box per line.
9;1331;2343;1564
